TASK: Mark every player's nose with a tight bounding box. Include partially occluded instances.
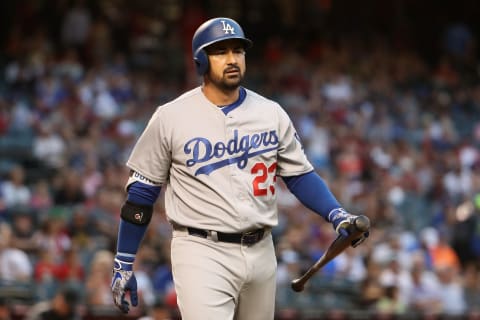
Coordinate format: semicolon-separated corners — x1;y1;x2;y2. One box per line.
225;50;236;63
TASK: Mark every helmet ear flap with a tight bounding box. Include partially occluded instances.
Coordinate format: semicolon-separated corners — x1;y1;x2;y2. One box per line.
194;49;209;75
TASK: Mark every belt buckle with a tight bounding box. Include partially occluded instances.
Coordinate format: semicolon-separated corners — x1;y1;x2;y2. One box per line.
241;229;264;246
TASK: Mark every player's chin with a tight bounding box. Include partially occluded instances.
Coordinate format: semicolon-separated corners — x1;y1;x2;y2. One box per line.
222;77;242;90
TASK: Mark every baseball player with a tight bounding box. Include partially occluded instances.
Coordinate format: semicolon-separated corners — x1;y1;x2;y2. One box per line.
111;17;369;320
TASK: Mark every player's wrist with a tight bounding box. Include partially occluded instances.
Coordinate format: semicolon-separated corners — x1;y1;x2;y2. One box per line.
114;255;135;271
328;208;351;222
328;208;356;233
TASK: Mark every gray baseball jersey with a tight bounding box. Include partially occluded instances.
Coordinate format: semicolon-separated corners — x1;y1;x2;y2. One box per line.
126;86;313;232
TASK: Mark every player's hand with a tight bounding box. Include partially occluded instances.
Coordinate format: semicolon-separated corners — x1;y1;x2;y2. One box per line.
329;208;369;247
111;256;138;313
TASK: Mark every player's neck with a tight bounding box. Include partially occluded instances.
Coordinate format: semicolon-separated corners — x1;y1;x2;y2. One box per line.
202;84;240;107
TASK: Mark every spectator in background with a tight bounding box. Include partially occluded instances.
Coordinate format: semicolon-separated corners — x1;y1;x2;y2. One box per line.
0;297;12;320
87;187;122;246
32;122;66;170
34;250;61;301
371;232;417;271
420;226;461;272
359;259;385;310
406;259;442;316
10;208;40;256
139;213;173;299
133;246;157;311
276;249;302;288
442;22;476;66
54;247;85;284
25;285;82;320
67;204;99;253
6;101;34;136
85;249;115;307
55;48;84;82
435;265;467;316
52;169;86;206
138;298;175;320
0;222;33;283
1;165;31;211
81;155;103;199
61;0;91;53
29;179;53;214
0;190;7;223
374;285;406;317
0;99;10;135
34;73;67;114
335;140;364;181
378;257;411;307
334;246;368;283
305;115;332;171
90;83;121;121
463;263;480;312
35;212;72;262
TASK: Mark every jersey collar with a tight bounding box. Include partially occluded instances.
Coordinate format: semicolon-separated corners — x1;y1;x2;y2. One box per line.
220;87;246;115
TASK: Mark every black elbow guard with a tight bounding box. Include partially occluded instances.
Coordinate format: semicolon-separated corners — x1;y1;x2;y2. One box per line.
120;201;153;225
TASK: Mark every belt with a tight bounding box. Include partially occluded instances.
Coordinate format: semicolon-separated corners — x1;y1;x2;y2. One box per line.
186;227;266;246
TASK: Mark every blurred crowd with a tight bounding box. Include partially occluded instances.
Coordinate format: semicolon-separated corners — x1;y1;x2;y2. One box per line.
1;0;480;319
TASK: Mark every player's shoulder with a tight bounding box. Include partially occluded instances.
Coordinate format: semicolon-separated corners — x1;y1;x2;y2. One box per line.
157;87;202;113
146;87;202;126
244;88;289;117
244;88;280;107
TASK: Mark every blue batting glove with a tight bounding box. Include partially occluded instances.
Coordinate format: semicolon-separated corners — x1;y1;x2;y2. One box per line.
328;208;369;247
111;256;138;313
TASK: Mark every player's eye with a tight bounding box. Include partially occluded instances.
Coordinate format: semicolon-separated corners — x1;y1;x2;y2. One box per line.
208;47;244;56
233;48;245;55
207;48;227;55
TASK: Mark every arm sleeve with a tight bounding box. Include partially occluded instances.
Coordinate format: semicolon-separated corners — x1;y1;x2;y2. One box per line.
282;171;341;221
116;182;161;259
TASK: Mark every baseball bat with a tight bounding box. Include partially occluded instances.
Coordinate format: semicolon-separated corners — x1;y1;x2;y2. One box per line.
290;215;370;292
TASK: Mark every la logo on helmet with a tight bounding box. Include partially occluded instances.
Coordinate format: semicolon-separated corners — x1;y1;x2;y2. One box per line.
221;20;236;34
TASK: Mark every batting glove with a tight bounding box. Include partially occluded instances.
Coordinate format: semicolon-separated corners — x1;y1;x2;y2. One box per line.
111;256;138;313
328;208;369;247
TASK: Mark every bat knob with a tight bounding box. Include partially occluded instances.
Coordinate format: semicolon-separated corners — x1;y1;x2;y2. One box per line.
354;215;371;232
290;279;304;292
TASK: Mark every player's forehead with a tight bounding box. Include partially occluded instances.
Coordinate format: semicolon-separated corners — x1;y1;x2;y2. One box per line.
205;39;245;52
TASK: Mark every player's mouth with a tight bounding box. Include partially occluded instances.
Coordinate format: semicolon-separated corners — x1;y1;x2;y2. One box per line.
225;67;240;75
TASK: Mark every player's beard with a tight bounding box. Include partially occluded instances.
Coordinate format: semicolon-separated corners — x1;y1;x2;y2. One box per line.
207;66;244;92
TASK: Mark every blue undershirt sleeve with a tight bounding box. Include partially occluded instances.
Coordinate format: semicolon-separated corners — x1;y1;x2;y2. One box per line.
116;182;161;260
282;171;341;221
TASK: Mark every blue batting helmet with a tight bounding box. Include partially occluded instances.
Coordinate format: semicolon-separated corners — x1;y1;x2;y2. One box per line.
192;17;253;75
